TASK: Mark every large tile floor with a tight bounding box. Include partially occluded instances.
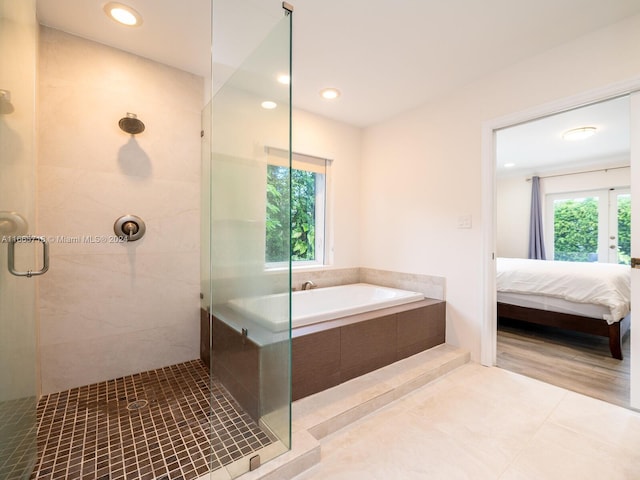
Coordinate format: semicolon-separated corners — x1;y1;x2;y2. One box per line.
292;363;640;480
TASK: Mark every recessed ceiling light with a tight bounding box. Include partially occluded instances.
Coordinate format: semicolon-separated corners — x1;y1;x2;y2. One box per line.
277;74;290;85
504;163;515;168
104;2;143;27
261;101;277;110
320;88;340;100
562;126;597;141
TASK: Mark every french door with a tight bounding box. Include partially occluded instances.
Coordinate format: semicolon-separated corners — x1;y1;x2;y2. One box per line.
545;187;631;264
608;189;631;264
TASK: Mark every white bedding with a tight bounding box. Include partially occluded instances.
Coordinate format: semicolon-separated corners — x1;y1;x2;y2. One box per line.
497;292;610;319
496;257;631;324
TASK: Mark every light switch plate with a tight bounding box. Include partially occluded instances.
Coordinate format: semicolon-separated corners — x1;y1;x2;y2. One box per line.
457;215;472;229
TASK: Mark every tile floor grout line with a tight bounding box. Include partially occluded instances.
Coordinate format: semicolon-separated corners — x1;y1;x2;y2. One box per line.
30;360;274;480
494;384;570;480
544;392;640;453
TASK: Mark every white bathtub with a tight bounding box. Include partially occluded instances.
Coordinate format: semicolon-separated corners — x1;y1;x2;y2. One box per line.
227;283;424;332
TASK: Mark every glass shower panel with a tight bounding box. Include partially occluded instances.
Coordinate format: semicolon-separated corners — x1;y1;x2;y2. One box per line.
203;6;292;478
0;0;39;478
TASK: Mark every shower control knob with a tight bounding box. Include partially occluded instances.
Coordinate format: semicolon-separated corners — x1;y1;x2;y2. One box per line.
122;221;139;236
114;215;146;242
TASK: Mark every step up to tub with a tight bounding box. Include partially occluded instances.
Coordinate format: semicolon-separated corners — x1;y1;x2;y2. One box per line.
235;344;469;480
293;344;469;440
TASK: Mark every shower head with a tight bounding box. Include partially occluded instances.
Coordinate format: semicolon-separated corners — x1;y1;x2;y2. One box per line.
119;112;145;134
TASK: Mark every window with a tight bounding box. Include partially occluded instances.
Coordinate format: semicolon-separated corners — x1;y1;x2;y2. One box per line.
545;188;630;264
265;148;329;266
613;191;631;264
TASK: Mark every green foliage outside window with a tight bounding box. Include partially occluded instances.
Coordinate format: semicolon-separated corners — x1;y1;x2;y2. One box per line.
617;195;631;265
266;165;317;263
553;196;631;264
553;197;599;262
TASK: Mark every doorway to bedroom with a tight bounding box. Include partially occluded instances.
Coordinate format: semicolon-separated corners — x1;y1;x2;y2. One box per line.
494;94;632;408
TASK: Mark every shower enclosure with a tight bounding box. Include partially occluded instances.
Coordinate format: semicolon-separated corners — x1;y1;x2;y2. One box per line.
0;1;39;478
201;0;293;475
0;0;292;478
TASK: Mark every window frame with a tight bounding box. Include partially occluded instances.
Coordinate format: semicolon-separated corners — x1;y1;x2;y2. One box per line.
608;188;631;264
264;147;332;269
545;187;629;263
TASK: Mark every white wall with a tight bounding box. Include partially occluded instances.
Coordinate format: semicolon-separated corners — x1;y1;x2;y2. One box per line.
293;109;362;269
361;14;640;361
541;166;630;194
37;27;203;393
496;166;630;258
496;176;531;258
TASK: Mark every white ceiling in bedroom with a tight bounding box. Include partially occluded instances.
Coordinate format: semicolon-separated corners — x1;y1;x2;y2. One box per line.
495;96;630;178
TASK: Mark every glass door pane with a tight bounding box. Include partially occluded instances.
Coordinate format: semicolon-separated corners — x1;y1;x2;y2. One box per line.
551;195;602;262
203;3;292;478
547;188;631;264
0;1;39;478
609;189;631;264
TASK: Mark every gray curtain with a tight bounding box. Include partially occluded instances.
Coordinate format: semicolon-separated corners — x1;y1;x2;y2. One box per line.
528;176;546;260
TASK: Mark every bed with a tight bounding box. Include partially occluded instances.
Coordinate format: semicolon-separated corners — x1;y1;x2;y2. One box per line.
496;257;631;359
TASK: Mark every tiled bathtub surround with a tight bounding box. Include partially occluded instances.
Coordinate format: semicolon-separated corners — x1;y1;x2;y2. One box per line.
292;301;446;400
358;268;445;301
208;268;444;307
291;268;360;290
291;267;445;300
30;360;273;480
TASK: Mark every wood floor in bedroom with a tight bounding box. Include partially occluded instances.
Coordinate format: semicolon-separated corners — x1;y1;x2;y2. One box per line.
497;318;631;409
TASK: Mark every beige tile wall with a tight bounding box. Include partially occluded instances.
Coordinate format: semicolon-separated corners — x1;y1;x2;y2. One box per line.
359;268;445;300
291;267;445;300
37;27;203;394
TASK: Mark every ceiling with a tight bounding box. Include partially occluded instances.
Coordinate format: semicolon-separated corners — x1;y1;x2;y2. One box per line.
36;0;640;171
496;96;630;178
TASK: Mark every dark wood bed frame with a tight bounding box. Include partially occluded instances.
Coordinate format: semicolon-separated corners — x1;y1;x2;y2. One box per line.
497;302;631;360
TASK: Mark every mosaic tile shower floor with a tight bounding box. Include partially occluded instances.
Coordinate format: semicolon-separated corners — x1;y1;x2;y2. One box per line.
30;360;274;480
0;397;37;479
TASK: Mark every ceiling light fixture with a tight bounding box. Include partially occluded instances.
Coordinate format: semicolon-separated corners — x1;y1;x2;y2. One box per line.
104;2;143;27
504;163;515;168
562;126;597;141
277;74;290;85
261;101;277;110
320;88;340;100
